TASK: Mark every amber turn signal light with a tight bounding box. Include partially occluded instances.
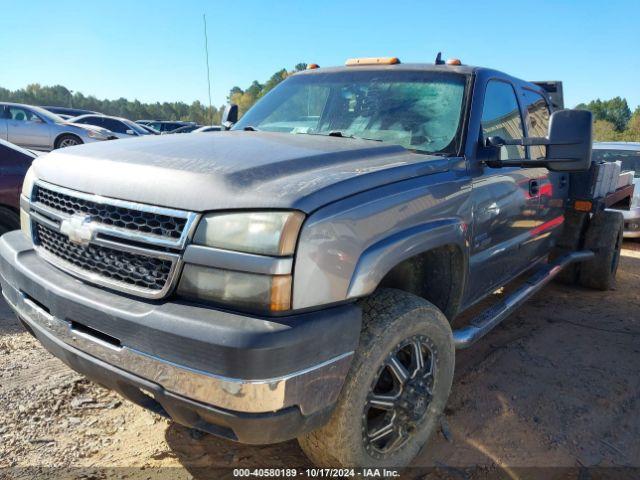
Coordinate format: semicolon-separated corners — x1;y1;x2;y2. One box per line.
573;200;593;212
345;57;400;66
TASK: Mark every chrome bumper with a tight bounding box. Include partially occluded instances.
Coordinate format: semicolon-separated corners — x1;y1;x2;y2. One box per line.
622;207;640;238
3;281;352;415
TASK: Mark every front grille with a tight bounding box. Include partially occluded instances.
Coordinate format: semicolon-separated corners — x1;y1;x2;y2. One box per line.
34;185;187;239
35;223;173;292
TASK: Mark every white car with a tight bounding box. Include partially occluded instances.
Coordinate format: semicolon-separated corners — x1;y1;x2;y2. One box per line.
594;142;640;238
69;114;151;139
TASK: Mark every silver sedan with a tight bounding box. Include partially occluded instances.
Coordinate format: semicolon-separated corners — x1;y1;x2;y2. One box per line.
0;102;115;151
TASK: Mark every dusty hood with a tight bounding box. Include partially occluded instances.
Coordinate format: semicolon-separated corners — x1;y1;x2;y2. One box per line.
32;131;450;213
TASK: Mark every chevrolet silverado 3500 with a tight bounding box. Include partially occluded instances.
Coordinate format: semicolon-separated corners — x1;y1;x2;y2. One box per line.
0;57;625;468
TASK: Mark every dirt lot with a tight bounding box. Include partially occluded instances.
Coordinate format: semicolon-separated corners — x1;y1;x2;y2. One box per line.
1;242;639;479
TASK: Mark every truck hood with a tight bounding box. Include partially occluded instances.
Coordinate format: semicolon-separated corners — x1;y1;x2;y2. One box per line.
32;131;451;213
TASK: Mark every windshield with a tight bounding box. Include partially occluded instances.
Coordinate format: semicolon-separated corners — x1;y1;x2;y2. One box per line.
122;118;149;135
593;148;640;178
234;70;467;155
30;106;65;123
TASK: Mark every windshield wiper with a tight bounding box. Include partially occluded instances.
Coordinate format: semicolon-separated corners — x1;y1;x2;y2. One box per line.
328;130;350;138
298;130;382;142
243;126;259;131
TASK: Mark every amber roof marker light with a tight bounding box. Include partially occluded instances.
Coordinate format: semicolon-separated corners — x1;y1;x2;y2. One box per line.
345;57;401;66
446;58;462;65
306;63;320;70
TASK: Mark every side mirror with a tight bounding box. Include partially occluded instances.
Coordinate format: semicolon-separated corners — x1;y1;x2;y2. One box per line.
483;109;593;172
545;109;592;171
221;104;238;130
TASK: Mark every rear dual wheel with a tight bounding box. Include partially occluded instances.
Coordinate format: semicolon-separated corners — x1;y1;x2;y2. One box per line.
298;289;455;468
578;210;624;290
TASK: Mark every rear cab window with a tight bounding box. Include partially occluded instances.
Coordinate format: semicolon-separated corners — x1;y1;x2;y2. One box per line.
522;89;551;159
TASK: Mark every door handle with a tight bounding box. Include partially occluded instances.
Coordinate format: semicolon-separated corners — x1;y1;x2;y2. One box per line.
529;179;540;196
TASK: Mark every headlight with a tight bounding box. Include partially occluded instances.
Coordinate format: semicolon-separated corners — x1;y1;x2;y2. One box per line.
177;265;292;312
22;166;35;197
87;130;108;139
179;211;304;312
20;167;36;239
193;211;304;256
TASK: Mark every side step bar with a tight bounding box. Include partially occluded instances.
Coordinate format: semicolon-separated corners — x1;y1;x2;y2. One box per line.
453;251;594;349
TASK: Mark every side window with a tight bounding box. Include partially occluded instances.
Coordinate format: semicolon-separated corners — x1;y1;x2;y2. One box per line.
481;81;525;160
523;89;550;159
102;119;127;134
8;107;40;123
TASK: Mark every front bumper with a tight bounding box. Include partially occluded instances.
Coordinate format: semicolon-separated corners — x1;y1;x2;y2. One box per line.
0;231;361;443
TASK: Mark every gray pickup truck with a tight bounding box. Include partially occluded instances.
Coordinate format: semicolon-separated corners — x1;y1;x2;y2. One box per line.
0;56;623;468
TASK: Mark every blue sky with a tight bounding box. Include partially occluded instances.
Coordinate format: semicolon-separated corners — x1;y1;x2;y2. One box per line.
1;0;638;110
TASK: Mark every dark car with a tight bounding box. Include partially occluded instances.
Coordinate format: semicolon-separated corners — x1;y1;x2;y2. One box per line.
0;139;37;234
138;124;160;135
146;121;196;133
41;106;100;117
168;124;201;134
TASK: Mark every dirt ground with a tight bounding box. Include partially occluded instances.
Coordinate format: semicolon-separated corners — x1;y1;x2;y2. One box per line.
1;242;639;480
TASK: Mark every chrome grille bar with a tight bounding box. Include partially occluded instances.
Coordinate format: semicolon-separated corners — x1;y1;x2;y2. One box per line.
31;180;199;250
25;180;199;299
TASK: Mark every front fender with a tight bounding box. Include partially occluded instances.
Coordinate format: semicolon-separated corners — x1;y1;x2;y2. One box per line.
292;170;471;310
346;219;467;299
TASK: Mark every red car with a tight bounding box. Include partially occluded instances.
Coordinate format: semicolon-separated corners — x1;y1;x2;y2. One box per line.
0;139;37;234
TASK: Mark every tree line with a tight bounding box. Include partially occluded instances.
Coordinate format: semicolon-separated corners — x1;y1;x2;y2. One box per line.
1;67;638;143
0;63;306;126
576;97;640;142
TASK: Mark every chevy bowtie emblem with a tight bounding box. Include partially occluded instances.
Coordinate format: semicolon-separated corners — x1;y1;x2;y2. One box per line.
60;215;97;247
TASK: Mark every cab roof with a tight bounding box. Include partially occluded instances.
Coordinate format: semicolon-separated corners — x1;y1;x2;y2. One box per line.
294;62;477;76
294;62;548;99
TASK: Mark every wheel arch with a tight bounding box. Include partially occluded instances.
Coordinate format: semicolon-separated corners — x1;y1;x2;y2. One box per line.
346;219;468;319
54;132;82;148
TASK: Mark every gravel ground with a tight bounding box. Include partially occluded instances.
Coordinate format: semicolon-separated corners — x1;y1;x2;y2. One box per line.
1;242;639;479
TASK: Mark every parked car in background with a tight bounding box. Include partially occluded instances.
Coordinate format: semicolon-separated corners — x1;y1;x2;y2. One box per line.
138;124;160;135
135;120;153;125
42;106;99;117
146;121;196;133
0;139;37;234
594;142;640;238
192;125;222;133
0;102;115;151
70;114;151;138
169;124;201;134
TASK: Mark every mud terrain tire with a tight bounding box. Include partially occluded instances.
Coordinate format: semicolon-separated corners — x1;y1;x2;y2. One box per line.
298;289;455;468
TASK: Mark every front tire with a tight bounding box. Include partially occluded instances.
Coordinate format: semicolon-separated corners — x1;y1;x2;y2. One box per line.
298;289;455;468
55;134;82;149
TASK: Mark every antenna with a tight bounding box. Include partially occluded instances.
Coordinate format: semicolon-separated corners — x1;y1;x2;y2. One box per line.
203;13;213;125
435;52;445;65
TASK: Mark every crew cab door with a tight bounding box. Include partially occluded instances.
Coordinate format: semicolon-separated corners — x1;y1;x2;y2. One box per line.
521;88;567;256
6;106;51;149
465;79;547;304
